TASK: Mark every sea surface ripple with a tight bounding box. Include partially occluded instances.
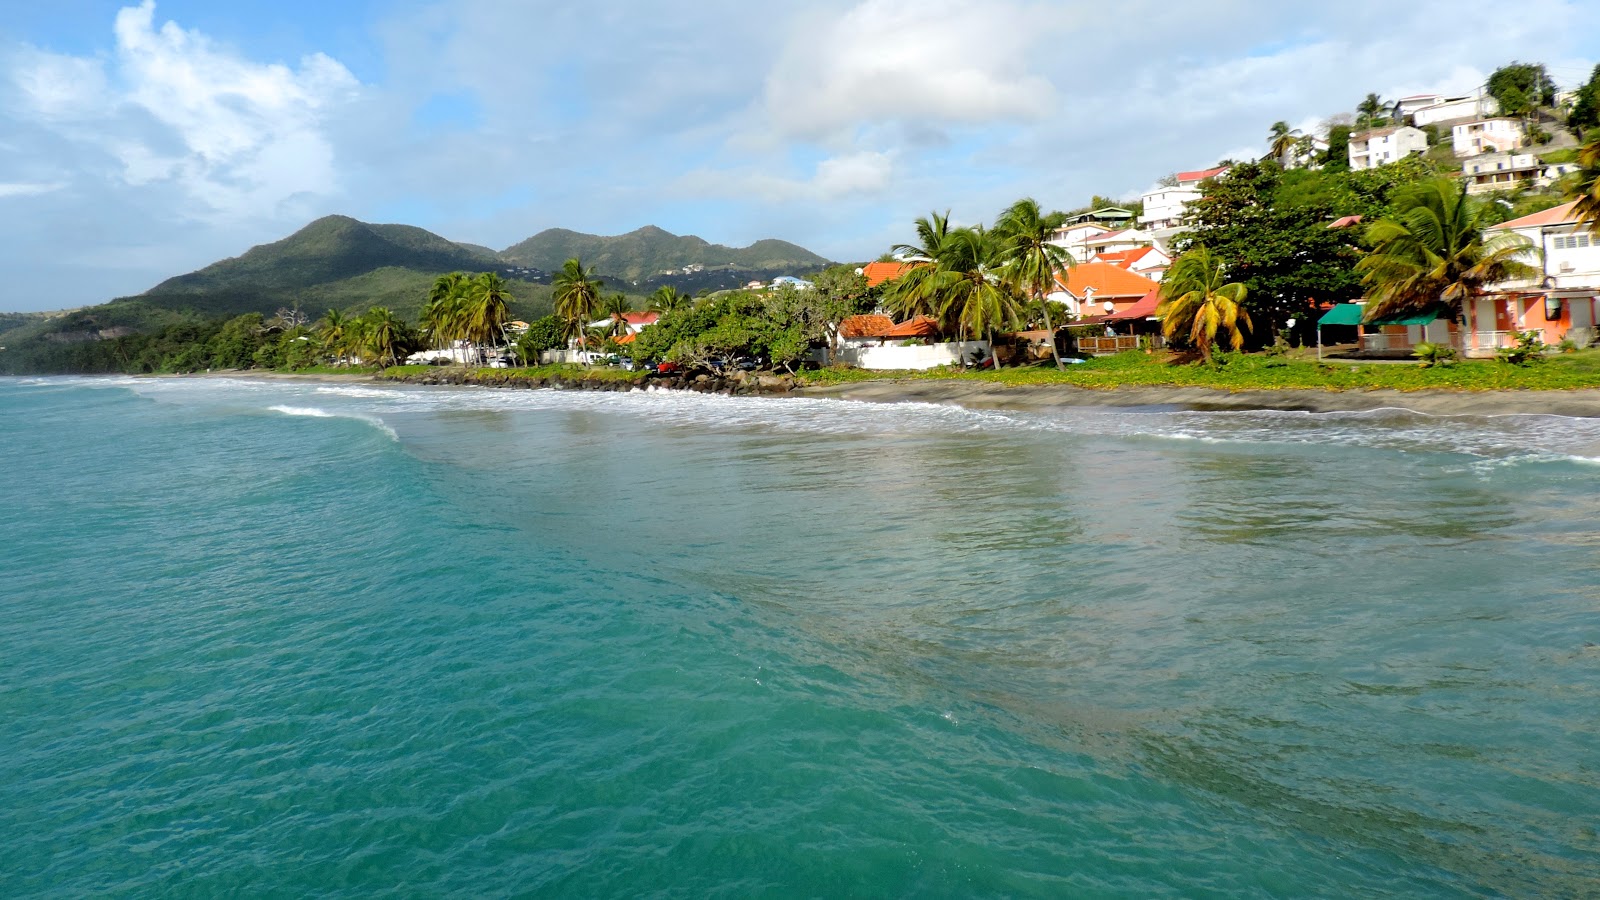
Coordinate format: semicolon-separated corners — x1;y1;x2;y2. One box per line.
2;376;1598;897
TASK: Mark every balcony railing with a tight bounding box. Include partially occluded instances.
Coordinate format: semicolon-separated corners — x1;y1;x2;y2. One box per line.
1076;335;1165;354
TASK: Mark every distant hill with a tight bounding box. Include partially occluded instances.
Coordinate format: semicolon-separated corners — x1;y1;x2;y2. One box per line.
500;225;832;282
147;215;499;302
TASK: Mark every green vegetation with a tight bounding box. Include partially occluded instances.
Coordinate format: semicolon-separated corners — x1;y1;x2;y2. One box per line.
630;275;872;370
1571;135;1600;230
1156;248;1252;362
500;225;830;281
1570;64;1600;137
1357;179;1538;321
795;350;1600;393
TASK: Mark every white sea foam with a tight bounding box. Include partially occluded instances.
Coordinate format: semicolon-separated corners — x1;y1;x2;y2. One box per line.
267;405;398;441
269;405;336;418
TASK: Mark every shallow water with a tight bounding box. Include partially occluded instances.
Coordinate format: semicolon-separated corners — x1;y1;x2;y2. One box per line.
3;376;1598;897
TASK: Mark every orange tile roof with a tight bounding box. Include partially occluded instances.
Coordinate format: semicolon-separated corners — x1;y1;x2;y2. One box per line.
621;311;659;325
1491;201;1580;230
1054;262;1161;299
839;314;895;338
1328;215;1364;229
615;332;636;344
1176;166;1228;183
862;261;917;287
884;316;940;338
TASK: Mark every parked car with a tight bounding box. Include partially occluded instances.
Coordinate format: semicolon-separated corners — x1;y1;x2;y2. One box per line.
654;361;682;375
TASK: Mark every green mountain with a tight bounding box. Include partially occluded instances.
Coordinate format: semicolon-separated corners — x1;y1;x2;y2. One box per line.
500;225;831;281
145;215;499;308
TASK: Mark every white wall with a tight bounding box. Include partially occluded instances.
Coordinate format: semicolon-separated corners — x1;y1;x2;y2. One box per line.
836;341;991;371
1413;95;1497;126
1139;185;1201;229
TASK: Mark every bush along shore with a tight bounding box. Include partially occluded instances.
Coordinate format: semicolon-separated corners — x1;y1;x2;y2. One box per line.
378;363;799;395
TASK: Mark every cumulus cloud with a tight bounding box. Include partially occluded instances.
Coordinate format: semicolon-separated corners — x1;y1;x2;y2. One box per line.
763;0;1058;139
0;182;67;198
675;150;894;203
10;0;359;220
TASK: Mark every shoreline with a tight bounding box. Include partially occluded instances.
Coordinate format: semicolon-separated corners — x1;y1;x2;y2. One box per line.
149;368;1600;418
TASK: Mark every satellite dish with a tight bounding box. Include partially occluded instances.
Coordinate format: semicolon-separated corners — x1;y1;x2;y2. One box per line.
1103;300;1115;313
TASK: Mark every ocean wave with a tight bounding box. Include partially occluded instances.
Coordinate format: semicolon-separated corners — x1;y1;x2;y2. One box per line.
267;405;398;441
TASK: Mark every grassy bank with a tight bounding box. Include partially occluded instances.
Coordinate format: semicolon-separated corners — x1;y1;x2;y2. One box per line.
795;350;1600;392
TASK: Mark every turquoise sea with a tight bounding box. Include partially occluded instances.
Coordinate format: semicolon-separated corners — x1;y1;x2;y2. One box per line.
3;375;1599;897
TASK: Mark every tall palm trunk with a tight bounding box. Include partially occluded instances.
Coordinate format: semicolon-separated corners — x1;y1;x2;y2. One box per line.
1037;286;1064;370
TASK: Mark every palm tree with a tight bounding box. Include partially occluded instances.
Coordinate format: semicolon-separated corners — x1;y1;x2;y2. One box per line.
886;225;1021;367
1356;179;1537;322
358;306;405;368
421;272;469;359
647;285;689;315
464;271;514;364
1570;134;1600;233
597;293;633;338
554;257;604;348
993;198;1071;369
1156;248;1253;364
1268;121;1302;162
891;209;951;261
1356;93;1385;128
883;211;952;323
318;309;352;365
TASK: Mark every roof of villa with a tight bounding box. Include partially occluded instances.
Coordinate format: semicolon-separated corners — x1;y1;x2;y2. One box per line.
883;316;940;338
839;314;895;338
862;261;917;287
1491;201;1579;230
1054;263;1161;299
1175;166;1229;183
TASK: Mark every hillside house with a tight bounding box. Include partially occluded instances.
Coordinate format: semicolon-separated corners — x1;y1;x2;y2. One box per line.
1411;91;1499;127
1050;263;1161;319
1094;246;1171;282
1139;166;1229;231
1047;222;1116;262
1349;126;1428;170
1481;201;1600;349
1461;152;1545;194
1452;118;1523;157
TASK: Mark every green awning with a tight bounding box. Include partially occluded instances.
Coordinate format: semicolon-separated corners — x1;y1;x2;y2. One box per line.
1366;310;1441;326
1317;304;1365;326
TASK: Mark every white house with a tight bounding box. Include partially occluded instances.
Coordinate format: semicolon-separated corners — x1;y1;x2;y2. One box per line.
1047;221;1115;262
1477;201;1599;350
1095;246;1172;282
1138;166;1229;231
1411;91;1499;127
1396;93;1445;117
1080;228;1157;257
1349;126;1428;170
1461;152;1545;194
1452;118;1523;157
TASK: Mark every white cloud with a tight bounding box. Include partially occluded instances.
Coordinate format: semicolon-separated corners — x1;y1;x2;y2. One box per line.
676;150;894;203
0;182;67;198
10;0;359;220
763;0;1058;139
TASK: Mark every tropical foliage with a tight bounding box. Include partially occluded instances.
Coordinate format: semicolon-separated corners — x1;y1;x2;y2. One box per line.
1356;179;1537;321
885;224;1020;364
1570;134;1600;233
992;198;1071;369
554;257;605;343
1155;248;1252;363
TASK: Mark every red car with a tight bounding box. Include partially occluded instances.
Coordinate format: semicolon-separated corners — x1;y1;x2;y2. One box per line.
653;361;682;375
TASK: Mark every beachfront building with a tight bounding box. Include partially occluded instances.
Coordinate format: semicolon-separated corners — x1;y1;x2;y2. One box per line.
1050;262;1161;320
1452;119;1523;157
1139;166;1229;231
1479;201;1600;350
1411;91;1499;127
1348;126;1428;170
833;314;987;370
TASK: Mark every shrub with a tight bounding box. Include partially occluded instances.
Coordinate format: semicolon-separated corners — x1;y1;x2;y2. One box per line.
1412;341;1457;368
1496;330;1547;365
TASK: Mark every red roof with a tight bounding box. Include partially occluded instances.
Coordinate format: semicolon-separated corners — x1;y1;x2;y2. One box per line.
621;311;659;326
839;314;895;338
1054;262;1161;299
1176;166;1228;184
615;332;637;344
1095;249;1142;268
1328;215;1364;230
1491;201;1580;230
884;316;940;338
862;261;916;287
1111;289;1163;321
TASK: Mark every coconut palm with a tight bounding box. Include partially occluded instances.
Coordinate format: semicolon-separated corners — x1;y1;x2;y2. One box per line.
1356;179;1537;322
317;309;352;365
891;210;950;262
421;272;469;358
1268;121;1302;162
597;293;633;338
647;285;689;315
1156;247;1253;364
1356;93;1385;128
1570;134;1600;233
993;198;1071;369
358;306;405;368
934;228;1023;366
464;271;514;363
554;257;604;346
882;211;952;322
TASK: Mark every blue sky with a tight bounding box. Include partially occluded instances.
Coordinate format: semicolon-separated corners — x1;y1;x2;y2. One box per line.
2;0;1597;312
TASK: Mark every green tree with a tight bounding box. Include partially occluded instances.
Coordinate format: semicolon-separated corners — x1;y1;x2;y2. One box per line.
1569;64;1600;136
356;306;408;368
597;293;633;337
993;198;1071;369
1356;179;1537;321
1156;248;1253;364
1487;62;1556;111
464;271;514;362
317;308;353;365
647;285;689;314
889;227;1021;366
421;272;469;357
1324;123;1352;172
554;257;604;347
1268;121;1302;162
1569;134;1600;233
1356;93;1385;128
